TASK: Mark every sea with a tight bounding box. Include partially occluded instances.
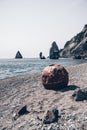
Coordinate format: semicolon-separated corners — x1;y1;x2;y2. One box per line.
0;58;87;79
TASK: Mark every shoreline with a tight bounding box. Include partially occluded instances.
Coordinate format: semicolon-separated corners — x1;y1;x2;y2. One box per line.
0;62;87;130
0;57;87;80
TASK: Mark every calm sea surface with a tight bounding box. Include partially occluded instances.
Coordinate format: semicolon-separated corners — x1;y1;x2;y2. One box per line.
0;58;87;79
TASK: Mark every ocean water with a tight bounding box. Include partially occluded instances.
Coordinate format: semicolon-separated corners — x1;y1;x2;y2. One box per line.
0;58;87;79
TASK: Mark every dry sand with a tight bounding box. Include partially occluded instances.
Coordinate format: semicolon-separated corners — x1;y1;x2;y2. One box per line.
0;63;87;130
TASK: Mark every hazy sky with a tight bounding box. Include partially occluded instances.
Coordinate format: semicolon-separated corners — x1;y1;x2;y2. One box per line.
0;0;87;58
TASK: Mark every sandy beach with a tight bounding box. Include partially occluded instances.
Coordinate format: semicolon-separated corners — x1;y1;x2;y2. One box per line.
0;63;87;130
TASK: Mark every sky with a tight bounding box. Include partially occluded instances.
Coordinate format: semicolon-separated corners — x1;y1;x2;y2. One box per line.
0;0;87;58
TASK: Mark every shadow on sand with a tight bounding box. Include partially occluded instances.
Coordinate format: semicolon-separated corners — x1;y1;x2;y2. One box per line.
59;85;80;92
44;85;80;92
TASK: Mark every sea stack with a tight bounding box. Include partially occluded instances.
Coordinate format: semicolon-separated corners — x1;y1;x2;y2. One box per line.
39;52;46;59
15;51;23;59
49;41;60;59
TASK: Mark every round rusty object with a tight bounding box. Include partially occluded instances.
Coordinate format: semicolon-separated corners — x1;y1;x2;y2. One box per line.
42;64;69;89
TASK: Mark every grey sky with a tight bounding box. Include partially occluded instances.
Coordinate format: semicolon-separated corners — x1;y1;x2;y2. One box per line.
0;0;87;58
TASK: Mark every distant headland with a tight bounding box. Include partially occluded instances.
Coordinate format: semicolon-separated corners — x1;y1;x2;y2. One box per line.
40;24;87;59
60;24;87;59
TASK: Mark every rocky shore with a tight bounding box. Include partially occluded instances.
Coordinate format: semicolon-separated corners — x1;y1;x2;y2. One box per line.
0;63;87;130
60;24;87;58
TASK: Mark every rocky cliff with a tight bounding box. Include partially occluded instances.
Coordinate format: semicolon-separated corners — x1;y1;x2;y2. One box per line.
49;41;60;59
60;24;87;58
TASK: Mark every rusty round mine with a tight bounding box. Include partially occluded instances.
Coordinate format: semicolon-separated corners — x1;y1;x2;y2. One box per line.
42;64;69;90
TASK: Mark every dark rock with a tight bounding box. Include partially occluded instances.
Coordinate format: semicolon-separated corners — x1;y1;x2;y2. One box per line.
72;88;87;101
43;108;59;124
15;51;23;59
73;55;82;59
39;52;46;59
60;24;87;58
42;64;69;90
12;105;29;120
49;41;60;59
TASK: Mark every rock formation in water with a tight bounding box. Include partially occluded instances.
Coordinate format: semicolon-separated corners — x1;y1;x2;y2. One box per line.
49;41;60;59
60;24;87;58
15;51;23;59
39;52;46;59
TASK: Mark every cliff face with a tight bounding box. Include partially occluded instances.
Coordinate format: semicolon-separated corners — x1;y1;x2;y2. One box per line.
49;41;60;59
60;25;87;58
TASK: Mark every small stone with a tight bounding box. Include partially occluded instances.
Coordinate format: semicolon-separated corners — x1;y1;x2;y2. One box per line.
12;105;29;120
72;88;87;101
43;108;59;124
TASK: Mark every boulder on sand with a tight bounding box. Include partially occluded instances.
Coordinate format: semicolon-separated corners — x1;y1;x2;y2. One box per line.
42;64;69;90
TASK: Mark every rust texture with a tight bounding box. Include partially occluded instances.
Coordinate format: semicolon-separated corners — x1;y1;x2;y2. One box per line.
42;64;69;89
